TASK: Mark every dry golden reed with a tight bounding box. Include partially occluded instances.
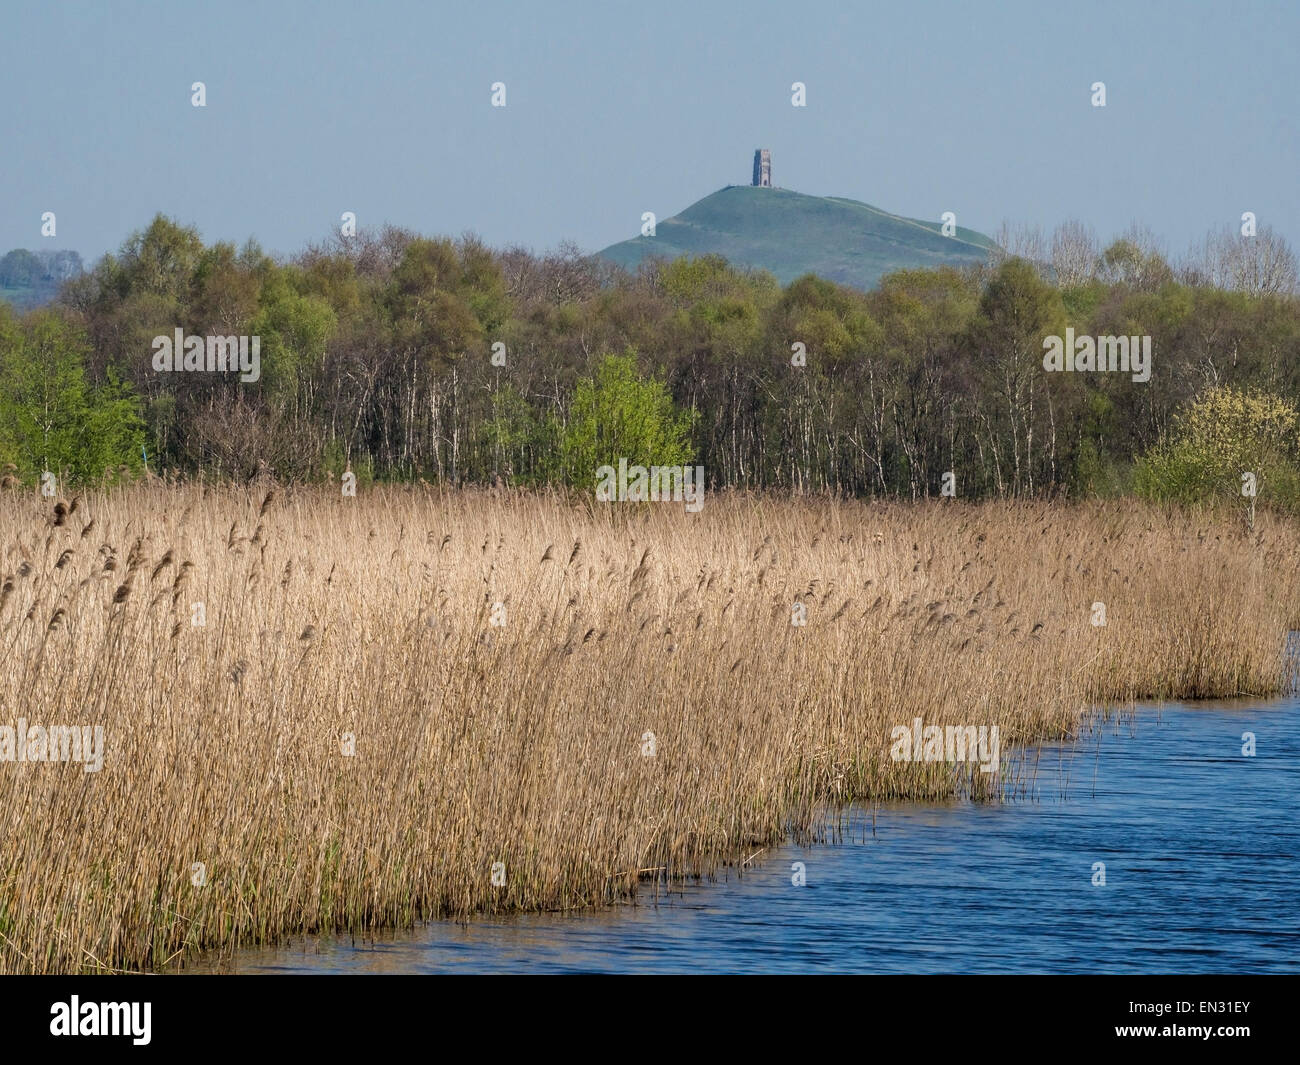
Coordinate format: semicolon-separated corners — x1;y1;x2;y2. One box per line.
0;485;1296;973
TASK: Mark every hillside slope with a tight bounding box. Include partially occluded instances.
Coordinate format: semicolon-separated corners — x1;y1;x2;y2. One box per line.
598;185;996;289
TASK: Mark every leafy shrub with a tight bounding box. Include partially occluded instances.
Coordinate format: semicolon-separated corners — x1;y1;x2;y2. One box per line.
1135;386;1300;511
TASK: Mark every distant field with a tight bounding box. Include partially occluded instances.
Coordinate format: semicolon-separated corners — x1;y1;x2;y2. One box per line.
1;486;1295;972
599;185;996;288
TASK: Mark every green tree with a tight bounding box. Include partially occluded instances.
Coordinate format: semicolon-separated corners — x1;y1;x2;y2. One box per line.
0;309;145;483
1135;386;1300;512
0;249;40;288
481;381;551;483
967;258;1066;494
252;268;337;407
554;352;695;486
114;215;205;303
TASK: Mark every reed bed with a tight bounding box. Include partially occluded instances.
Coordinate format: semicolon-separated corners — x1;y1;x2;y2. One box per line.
0;485;1296;973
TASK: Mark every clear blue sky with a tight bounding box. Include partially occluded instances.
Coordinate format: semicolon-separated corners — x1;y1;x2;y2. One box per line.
2;0;1296;263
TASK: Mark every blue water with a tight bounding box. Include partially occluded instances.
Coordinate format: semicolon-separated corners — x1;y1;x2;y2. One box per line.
196;698;1300;974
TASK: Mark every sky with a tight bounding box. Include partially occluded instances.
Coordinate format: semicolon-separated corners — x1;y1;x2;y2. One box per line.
2;0;1297;265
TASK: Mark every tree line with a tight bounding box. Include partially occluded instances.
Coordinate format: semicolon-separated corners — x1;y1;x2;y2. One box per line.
2;213;1299;506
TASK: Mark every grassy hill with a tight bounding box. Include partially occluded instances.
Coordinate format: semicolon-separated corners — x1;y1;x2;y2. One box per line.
598;185;997;289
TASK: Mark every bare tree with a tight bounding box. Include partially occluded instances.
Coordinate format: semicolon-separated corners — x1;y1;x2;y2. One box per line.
298;223;416;280
1050;220;1098;287
1186;224;1297;296
499;240;602;305
988;221;1048;276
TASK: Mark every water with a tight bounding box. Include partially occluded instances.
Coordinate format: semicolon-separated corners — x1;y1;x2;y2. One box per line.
194;697;1300;973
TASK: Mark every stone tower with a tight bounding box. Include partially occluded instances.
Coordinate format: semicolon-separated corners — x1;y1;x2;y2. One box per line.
752;149;771;188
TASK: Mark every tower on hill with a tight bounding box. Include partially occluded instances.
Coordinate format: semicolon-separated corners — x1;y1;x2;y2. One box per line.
752;149;771;188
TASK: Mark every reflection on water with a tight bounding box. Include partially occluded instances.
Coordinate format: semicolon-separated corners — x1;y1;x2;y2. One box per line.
191;698;1299;974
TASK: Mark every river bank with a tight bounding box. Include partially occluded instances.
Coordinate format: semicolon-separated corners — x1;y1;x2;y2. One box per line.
2;488;1298;972
189;697;1300;974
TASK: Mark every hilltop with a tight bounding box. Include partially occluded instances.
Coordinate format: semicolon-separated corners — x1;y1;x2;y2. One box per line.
598;185;996;289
